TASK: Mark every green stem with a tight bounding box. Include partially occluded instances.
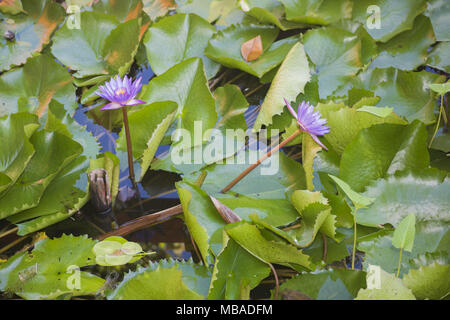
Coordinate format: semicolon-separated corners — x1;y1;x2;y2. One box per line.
352;208;358;270
429;95;444;148
396;248;403;278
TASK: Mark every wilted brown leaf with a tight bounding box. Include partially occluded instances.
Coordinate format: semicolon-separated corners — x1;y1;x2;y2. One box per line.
241;35;263;62
209;196;242;224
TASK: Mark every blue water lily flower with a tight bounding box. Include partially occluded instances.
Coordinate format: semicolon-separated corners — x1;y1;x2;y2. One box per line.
96;75;145;110
284;98;330;150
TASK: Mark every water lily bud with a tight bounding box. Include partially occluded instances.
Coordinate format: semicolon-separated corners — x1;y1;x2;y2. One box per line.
4;30;15;41
88;168;112;214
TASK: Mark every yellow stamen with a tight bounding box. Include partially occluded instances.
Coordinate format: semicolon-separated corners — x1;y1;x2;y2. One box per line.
115;88;126;96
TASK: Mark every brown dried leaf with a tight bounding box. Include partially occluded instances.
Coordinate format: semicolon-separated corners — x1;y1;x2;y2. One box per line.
209;196;242;224
241;35;263;62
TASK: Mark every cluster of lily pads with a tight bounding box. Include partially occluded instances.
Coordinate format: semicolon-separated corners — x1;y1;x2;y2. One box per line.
0;0;449;300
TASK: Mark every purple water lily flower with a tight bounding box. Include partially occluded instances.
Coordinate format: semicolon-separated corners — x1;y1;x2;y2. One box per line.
284;98;330;150
96;75;145;110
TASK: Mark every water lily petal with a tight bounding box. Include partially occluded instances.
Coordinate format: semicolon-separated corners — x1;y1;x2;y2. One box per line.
310;133;328;150
126;99;146;106
101;102;123;110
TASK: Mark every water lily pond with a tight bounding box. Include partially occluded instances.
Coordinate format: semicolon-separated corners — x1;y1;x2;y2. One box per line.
0;0;449;301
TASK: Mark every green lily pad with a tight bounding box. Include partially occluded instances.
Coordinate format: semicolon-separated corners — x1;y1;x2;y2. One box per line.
143;0;176;21
370;15;435;70
225;221;312;269
427;41;450;73
0;113;38;194
353;0;427;42
303;26;363;99
0;54;77;117
208;235;270;300
0;0;64;72
93;236;145;266
0;0;24;15
340;121;429;192
280;0;352;25
144;13;220;79
51;11;141;79
177;181;227;264
0;130;83;220
355;268;416;300
108;259;211;300
278;269;366;300
357;170;450;227
204;22;283;77
403;262;450;299
138;58;217;149
424;0;450;41
317;102;406;154
0;235;104;300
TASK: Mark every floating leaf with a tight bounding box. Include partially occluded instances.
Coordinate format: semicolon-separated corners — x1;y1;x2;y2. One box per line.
0;0;64;72
0;0;24;15
403;263;450;299
144;13;219;79
254;42;310;130
0;130;83;219
205;23;293;78
138;58;217;149
0;113;37;194
357;170;449;227
108;259;211;300
424;0;450;41
0;54;77;117
184;149;306;199
208;235;270;300
353;0;427;42
303;26;362;99
370;15;435;71
143;0;176;21
93;236;146;266
177;181;227;264
92;0;143;22
278;269;366;300
225;221;312;269
317;102;407;154
51;12;141;79
280;0;352;25
355;268;416;300
340;121;429;192
0;235;104;300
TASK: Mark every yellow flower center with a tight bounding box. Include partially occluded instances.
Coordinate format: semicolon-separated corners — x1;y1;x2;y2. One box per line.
115;88;126;96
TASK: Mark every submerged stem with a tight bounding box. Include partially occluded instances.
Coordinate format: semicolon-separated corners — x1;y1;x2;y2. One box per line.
122;106;136;186
221;128;302;193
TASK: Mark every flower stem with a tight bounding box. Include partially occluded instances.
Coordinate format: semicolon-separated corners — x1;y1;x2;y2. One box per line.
122;106;136;186
429;95;444;148
221;128;302;193
352;208;358;270
396;248;403;278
